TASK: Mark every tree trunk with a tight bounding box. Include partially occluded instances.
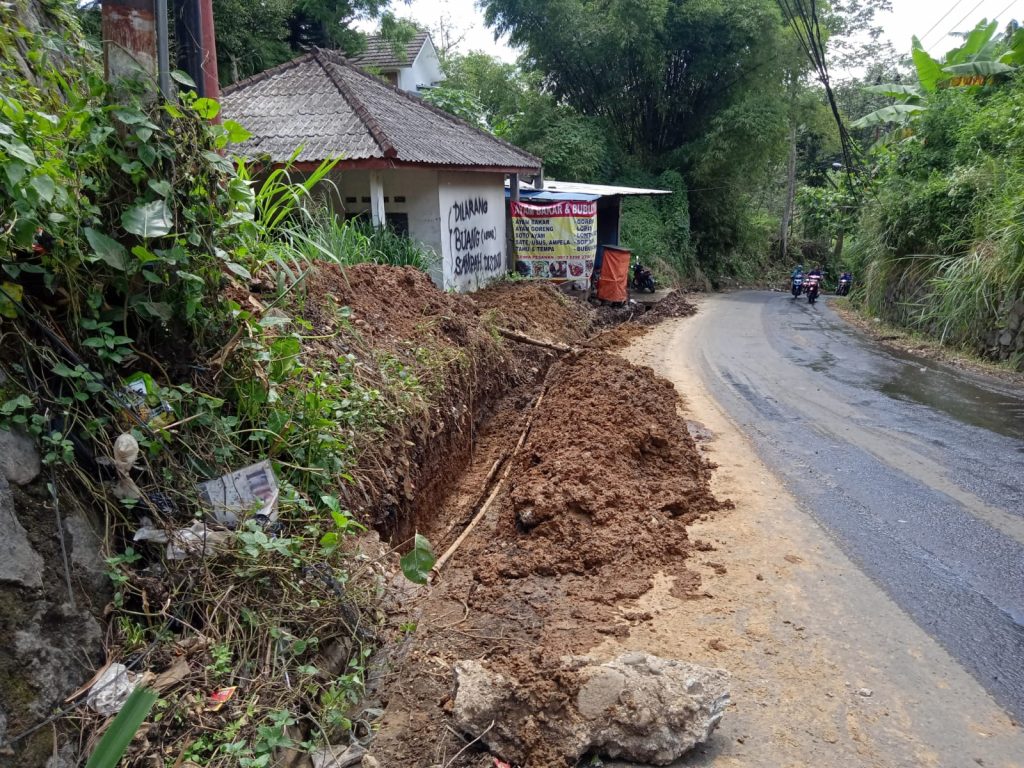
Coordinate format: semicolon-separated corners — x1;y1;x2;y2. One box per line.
779;122;798;263
833;228;845;264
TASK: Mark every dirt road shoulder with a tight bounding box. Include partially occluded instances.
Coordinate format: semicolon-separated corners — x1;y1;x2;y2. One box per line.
602;311;1022;768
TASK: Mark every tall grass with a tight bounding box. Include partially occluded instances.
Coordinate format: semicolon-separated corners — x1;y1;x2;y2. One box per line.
290;207;439;272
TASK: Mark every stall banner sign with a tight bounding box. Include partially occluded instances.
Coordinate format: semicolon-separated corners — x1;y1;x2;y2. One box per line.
511;200;597;282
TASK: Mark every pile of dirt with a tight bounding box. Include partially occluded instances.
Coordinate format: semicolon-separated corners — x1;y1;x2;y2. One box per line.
297;264;550;534
471;281;594;346
370;345;728;767
483;350;721;592
590;290;699;350
637;290;699;325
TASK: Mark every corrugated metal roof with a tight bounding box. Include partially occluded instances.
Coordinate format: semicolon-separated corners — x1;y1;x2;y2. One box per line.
514;179;673;197
504;190;601;202
350;30;430;70
220;49;542;171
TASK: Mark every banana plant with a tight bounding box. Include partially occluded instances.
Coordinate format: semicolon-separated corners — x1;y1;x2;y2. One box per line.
852;19;1023;134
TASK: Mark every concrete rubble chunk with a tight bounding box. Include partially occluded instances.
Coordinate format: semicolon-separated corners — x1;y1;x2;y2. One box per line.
453;653;730;766
0;428;41;485
0;475;45;588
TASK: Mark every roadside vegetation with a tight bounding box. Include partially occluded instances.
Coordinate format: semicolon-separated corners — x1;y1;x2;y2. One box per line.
1;3;448;764
814;21;1024;368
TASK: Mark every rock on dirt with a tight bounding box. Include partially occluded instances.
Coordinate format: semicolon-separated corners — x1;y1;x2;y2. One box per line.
0;427;41;486
453;652;730;767
0;475;44;588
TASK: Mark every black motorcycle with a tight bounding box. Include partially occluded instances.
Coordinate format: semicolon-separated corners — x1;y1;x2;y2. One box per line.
836;274;852;296
632;262;656;293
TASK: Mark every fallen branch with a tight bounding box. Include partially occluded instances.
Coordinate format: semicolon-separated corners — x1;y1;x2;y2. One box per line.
497;327;577;354
432;371;553;576
439;449;510;546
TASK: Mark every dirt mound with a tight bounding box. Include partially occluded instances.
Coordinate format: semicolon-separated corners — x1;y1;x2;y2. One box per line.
471;281;594;346
482;351;721;592
371;346;728;767
303;263;480;350
590;290;698;350
637;290;698;325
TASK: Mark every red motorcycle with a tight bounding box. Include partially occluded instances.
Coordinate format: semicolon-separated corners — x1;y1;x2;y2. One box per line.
804;274;822;304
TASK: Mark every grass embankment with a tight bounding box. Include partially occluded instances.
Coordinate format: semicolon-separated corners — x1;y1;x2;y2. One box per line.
841;73;1024;371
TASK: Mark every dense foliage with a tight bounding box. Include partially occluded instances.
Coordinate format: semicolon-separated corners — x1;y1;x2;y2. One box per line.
843;74;1024;362
1;1;440;763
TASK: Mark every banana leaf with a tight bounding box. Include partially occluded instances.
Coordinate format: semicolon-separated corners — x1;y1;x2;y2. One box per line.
911;38;944;93
850;103;925;129
942;60;1014;77
863;83;923;102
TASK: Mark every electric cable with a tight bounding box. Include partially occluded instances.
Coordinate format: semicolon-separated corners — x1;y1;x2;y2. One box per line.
929;0;987;50
920;0;972;45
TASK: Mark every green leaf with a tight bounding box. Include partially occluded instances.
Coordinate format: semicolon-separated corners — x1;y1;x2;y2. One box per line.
911;39;944;93
123;200;173;238
84;228;128;271
400;533;436;585
942;61;1014;78
1;139;37;165
863;83;923;100
29;174;56;203
222;119;252;144
85;686;158;768
139;302;173;322
224;261;251;280
193;98;221;120
170;70;197;88
147;179;173;198
850;103;926;129
131;245;158;263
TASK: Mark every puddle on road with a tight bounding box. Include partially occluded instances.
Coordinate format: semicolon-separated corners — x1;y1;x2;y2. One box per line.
878;353;1024;441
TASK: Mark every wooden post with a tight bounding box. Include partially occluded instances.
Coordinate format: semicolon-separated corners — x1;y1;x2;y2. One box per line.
102;0;159;93
369;171;386;228
509;173;520;202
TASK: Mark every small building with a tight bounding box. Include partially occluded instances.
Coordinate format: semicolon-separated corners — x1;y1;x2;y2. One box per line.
508;179;672;247
221;48;542;291
350;30;443;94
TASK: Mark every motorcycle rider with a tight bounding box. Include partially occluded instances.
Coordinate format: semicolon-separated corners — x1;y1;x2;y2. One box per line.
791;263;804;280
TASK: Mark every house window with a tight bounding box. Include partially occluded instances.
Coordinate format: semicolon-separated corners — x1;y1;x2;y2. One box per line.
387;213;409;237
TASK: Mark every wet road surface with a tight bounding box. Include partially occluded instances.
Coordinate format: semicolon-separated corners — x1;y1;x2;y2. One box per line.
692;291;1024;721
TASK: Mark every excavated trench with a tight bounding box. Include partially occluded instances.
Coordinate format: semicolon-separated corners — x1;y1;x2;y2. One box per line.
340;275;725;767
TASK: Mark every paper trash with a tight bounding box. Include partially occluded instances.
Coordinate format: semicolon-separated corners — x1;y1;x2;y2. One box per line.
198;460;279;527
86;663;140;716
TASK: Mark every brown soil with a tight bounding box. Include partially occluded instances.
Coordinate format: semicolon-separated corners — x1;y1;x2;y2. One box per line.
589;289;699;350
297;265;548;536
470;281;594;346
369;332;725;766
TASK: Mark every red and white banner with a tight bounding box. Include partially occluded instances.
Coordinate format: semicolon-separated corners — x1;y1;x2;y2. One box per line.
511;200;596;281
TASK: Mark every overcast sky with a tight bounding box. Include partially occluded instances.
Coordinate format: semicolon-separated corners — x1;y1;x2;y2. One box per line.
368;0;1021;66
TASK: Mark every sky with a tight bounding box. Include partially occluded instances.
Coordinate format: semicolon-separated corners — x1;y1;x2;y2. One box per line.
366;0;1022;66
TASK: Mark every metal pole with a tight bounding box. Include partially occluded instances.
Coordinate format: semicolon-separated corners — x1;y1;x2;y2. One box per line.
155;0;171;100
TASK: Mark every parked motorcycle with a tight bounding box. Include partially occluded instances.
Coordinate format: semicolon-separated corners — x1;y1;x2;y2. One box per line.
836;273;852;296
804;274;822;304
790;274;804;298
632;262;656;293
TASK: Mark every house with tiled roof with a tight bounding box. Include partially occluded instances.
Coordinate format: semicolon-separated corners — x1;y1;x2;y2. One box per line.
350;30;443;94
221;48;542;291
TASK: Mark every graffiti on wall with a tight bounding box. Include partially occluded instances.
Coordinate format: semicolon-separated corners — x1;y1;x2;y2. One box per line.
445;193;504;287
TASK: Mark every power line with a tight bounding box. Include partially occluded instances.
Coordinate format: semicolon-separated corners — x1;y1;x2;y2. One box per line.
993;0;1019;22
920;0;972;44
929;0;987;51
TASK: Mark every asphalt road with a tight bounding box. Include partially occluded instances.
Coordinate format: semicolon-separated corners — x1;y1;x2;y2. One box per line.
692;290;1024;722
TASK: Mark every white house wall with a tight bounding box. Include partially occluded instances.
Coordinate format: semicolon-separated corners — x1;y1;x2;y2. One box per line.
438;171;506;292
329;168;444;285
400;38;444;92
